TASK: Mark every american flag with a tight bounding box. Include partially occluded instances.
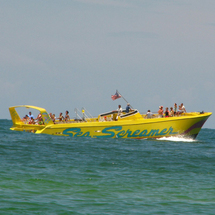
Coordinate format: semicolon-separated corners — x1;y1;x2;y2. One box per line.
111;91;121;100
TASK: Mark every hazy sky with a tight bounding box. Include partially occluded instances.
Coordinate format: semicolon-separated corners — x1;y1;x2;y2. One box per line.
1;0;214;128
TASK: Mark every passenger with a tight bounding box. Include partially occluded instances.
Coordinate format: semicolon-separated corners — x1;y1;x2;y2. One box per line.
49;113;53;120
38;118;44;125
178;104;183;115
169;107;174;117
21;116;26;122
173;103;178;116
35;113;44;125
58;112;64;122
35;113;42;121
50;113;56;123
116;105;123;120
28;111;34;119
22;115;27;120
145;110;154;119
181;103;186;113
125;103;132;113
34;113;42;124
117;105;123;115
21;115;29;123
164;107;170;117
158;106;164;118
65;110;70;122
29;117;35;124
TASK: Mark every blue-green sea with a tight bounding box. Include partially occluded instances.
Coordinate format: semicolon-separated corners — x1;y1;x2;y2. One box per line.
1;119;215;214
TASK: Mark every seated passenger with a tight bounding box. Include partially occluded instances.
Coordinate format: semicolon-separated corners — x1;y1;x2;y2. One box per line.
50;113;56;123
22;115;29;123
125;103;132;113
181;103;186;113
37;117;44;125
53;114;56;121
65;110;70;122
35;113;42;121
34;113;42;124
29;117;35;124
145;110;154;119
28;111;34;119
57;113;64;122
164;107;170;117
158;106;164;118
49;113;53;120
178;104;183;115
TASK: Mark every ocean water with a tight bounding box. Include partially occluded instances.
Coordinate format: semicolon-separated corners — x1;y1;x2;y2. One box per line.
1;120;215;215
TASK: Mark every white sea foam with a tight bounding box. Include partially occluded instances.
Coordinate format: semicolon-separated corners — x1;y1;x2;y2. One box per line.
157;136;196;142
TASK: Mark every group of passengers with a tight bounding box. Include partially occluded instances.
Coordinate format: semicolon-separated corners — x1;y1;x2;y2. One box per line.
116;103;133;119
145;103;186;119
56;111;70;123
118;103;186;119
22;103;186;123
22;112;44;125
49;111;70;123
22;110;71;124
158;103;186;118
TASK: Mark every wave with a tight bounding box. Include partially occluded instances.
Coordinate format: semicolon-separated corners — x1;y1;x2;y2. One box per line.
157;136;196;142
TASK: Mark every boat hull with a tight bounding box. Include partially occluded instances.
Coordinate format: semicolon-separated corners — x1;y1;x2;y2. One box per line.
36;113;211;139
9;105;212;139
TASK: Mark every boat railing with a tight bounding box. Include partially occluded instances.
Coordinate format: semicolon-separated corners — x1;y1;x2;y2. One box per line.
82;107;94;118
74;108;97;122
141;112;191;119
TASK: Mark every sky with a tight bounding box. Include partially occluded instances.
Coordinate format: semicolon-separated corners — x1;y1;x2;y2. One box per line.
1;0;215;128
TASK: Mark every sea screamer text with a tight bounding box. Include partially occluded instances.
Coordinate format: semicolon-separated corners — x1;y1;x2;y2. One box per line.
62;126;178;138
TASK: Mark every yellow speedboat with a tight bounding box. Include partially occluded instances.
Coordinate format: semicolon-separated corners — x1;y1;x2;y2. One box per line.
9;105;212;139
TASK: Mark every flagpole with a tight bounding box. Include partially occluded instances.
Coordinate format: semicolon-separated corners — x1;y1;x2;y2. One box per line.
116;90;134;109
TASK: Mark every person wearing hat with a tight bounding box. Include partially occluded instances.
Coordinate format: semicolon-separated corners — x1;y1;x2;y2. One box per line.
158;106;164;118
125;103;132;113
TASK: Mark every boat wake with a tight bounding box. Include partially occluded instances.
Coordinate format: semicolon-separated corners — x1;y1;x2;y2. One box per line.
157;136;196;142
